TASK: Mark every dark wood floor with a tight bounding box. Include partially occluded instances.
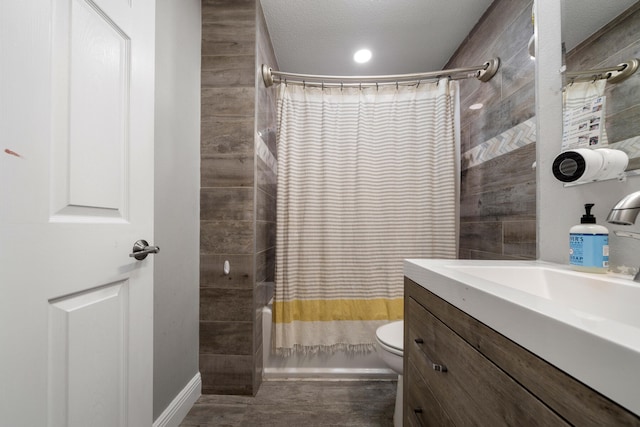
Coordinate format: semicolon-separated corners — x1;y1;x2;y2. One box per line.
180;380;397;427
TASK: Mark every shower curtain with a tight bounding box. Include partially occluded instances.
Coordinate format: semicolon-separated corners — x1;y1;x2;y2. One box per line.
274;80;459;355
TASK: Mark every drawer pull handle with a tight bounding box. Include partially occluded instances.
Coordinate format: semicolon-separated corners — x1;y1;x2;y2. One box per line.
413;407;426;427
414;338;448;373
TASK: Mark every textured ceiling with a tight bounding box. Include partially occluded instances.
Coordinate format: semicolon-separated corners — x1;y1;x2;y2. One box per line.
260;0;637;77
260;0;494;75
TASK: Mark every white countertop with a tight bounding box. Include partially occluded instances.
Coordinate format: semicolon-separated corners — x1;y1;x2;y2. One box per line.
404;259;640;416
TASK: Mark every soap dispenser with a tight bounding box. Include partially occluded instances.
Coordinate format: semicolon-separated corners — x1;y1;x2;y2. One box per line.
569;203;609;273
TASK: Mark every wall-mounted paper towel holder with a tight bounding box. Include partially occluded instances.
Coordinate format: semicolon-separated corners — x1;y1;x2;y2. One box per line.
552;148;629;185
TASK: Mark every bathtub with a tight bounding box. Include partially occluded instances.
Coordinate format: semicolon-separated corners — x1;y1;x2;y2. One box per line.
262;300;396;379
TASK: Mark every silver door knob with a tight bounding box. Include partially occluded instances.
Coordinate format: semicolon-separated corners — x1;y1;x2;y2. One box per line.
129;239;160;260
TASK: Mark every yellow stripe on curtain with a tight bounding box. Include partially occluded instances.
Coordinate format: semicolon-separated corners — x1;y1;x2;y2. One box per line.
273;298;404;324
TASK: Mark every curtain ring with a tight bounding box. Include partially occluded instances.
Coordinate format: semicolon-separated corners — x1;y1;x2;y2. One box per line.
340;82;343;92
303;80;306;89
416;80;420;88
321;81;325;91
359;82;362;91
376;82;379;92
395;81;399;90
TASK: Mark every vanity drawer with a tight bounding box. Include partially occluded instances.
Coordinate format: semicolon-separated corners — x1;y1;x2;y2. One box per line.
406;297;568;426
405;357;455;427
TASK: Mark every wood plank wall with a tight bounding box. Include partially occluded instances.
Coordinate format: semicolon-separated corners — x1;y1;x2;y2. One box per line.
447;0;537;260
448;0;640;261
565;3;640;145
200;0;278;395
253;1;279;394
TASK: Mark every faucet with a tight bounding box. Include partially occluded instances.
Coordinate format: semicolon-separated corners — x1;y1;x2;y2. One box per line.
607;191;640;282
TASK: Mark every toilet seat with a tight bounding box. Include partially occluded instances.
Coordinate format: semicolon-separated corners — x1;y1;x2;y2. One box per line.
375;320;404;356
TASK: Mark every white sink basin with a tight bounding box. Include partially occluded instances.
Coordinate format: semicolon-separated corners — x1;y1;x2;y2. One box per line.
404;259;640;416
452;264;640;329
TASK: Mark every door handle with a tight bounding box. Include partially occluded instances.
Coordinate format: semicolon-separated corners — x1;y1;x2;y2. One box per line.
129;239;160;260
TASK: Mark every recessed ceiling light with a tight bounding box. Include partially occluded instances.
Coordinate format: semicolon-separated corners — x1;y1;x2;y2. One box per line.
469;103;483;110
353;49;372;64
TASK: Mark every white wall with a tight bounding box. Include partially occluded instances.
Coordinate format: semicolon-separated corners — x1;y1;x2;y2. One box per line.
153;0;201;422
536;0;640;274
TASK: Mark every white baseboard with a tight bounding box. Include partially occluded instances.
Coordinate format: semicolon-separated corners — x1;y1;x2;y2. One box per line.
153;372;201;427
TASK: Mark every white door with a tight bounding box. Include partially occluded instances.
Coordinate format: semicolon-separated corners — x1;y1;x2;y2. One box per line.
0;0;155;426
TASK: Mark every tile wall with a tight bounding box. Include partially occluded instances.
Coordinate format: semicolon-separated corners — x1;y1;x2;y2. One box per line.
253;1;278;393
565;3;640;147
447;0;537;260
199;0;277;395
449;0;640;261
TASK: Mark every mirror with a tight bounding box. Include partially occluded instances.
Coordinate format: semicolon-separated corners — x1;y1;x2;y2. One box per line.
560;1;640;175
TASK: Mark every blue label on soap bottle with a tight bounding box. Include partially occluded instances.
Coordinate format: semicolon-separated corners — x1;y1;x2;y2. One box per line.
569;233;609;267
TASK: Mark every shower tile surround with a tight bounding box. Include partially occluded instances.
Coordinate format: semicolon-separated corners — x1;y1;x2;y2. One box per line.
449;0;537;260
453;0;640;261
200;0;277;395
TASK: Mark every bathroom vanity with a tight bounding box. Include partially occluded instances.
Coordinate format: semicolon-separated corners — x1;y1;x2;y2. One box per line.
403;259;640;426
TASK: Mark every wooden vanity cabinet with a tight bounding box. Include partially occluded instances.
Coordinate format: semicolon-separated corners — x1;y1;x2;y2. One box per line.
403;277;640;427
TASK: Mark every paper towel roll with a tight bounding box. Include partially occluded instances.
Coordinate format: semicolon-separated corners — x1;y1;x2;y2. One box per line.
552;148;628;183
597;148;629;180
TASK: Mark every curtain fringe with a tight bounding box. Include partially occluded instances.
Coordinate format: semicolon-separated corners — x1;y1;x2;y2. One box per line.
275;342;377;357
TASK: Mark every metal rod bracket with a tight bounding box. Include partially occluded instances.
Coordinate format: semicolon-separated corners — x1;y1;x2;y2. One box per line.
608;58;639;84
477;57;500;82
566;58;639;85
262;64;274;87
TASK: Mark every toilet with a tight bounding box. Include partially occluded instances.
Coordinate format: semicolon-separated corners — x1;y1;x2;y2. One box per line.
375;320;404;427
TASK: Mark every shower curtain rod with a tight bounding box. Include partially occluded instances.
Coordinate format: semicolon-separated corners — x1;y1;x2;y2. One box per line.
565;58;639;85
261;58;500;88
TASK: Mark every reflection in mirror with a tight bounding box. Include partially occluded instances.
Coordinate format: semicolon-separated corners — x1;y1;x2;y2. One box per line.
561;1;640;174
